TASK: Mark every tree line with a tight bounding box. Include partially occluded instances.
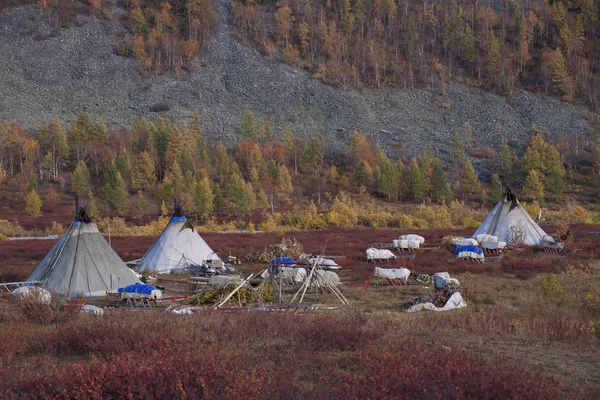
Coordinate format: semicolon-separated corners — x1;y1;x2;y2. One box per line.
233;0;600;108
1;111;597;219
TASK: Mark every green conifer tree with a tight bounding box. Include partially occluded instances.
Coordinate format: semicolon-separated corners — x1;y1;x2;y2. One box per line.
408;158;426;201
376;149;397;200
102;162;128;213
459;159;481;196
430;160;451;202
134;151;156;192
523;169;545;205
227;171;251;215
240;111;257;139
490;173;503;202
26;173;38;194
117;151;134;188
72;160;91;197
87;190;98;217
134;190;148;218
194;175;214;218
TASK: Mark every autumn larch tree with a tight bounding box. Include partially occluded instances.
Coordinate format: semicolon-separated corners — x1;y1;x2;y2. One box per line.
25;189;43;217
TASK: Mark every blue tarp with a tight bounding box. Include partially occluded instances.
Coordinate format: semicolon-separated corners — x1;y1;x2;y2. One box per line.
269;257;296;264
118;283;157;295
454;245;483;255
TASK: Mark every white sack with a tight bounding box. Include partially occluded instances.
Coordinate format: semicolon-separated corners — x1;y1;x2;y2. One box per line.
374;267;411;280
405;292;467;312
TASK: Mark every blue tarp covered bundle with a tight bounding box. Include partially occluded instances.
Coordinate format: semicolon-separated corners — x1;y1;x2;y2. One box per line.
269;257;296;264
118;283;157;295
454;245;483;256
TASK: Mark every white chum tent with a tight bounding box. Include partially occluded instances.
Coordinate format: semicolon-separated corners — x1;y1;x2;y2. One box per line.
472;188;551;246
27;208;140;297
137;211;219;274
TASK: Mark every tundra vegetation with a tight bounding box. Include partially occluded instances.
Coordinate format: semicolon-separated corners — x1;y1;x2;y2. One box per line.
0;227;599;398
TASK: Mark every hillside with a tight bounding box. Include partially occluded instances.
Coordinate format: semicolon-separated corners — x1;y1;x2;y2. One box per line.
0;1;593;159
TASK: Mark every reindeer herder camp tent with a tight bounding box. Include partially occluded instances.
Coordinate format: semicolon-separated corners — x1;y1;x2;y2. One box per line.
136;208;219;274
27;208;140;297
472;187;551;246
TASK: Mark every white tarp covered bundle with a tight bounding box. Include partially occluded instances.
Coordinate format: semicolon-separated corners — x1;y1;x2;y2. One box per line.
451;237;479;247
472;188;552;246
475;234;498;243
366;248;396;261
456;250;485;261
309;270;342;287
405;292;467;312
308;257;340;269
393;239;420;249
26;209;140;297
374;267;410;280
137;213;219;274
481;241;506;250
261;267;307;284
399;234;425;245
433;272;460;289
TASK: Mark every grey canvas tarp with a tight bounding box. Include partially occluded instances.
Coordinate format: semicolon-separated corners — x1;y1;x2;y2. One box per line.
27;211;140;297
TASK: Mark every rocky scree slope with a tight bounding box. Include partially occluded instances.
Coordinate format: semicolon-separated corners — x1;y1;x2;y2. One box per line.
0;1;593;162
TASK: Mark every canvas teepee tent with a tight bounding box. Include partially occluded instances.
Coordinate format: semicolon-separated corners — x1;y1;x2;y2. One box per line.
472;187;551;246
137;207;219;274
27;207;140;297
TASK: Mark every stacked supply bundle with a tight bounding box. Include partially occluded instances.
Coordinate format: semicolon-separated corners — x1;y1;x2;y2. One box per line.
455;245;484;261
393;234;425;250
374;267;411;280
475;234;507;251
451;237;479;247
118;283;162;299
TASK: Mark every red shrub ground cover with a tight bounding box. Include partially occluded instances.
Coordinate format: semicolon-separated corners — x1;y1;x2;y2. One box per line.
0;312;570;399
1;226;598;283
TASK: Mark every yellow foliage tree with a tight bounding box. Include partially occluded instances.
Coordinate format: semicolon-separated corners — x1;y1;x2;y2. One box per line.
25;189;43;217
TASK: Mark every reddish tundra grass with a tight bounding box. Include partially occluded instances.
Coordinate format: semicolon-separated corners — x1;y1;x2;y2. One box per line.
0;226;598;398
0;312;574;399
